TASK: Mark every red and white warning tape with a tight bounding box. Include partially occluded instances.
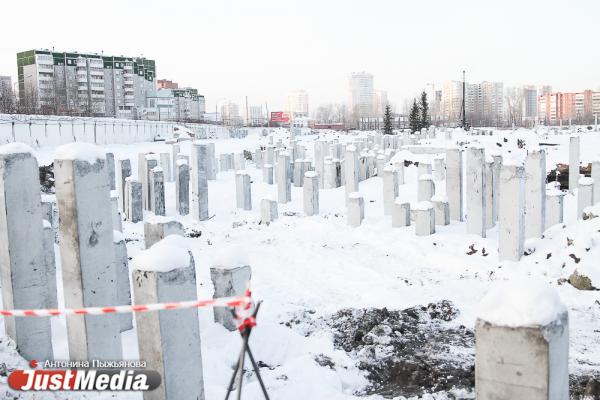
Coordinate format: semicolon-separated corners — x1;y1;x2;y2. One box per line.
0;295;252;318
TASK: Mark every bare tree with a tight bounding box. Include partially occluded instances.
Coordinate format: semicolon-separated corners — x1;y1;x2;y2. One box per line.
18;85;39;115
505;87;524;128
333;103;349;124
0;86;15;113
313;104;334;123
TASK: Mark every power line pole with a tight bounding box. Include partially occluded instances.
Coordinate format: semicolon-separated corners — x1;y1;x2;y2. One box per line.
245;96;249;126
462;70;467;130
265;102;269;127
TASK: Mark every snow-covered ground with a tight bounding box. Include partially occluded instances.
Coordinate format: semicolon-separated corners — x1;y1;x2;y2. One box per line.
1;127;599;399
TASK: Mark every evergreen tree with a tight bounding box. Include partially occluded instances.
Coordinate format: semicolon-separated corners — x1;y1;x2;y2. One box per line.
420;90;430;129
383;104;393;135
409;99;421;133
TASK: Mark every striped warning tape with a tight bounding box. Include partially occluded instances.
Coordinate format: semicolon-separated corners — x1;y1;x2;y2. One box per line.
0;296;252;318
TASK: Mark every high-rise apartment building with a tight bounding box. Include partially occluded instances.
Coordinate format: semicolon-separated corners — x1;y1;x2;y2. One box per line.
436;80;504;126
440;81;463;123
349;72;374;118
221;101;241;125
17;49;155;118
286;90;309;118
522;85;538;121
466;81;504;126
539;85;552;96
246;105;264;126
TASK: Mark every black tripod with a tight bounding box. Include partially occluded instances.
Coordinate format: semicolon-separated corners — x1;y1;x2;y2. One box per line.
225;301;270;400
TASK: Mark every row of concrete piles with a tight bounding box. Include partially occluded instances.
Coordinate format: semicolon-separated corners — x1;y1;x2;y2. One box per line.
460;135;597;262
253;134;574;399
256;128;576;398
0;141;255;400
325;129;598;264
1;125;580;399
252;132;408;225
252;130;458;230
124;129;575;399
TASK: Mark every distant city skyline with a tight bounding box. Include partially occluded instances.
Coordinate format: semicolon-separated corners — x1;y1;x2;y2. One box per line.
1;0;599;113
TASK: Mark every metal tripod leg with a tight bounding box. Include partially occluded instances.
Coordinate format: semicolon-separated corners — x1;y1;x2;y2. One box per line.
236;330;249;400
245;344;270;400
224;336;246;399
224;301;270;400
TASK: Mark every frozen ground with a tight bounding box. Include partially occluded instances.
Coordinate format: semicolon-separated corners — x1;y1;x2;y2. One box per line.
0;127;599;399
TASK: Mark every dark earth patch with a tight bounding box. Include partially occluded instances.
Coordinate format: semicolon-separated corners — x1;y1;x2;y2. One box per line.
327;301;474;398
284;301;600;399
39;163;54;193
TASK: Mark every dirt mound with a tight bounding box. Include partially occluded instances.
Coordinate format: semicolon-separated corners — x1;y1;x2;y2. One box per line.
327;301;474;398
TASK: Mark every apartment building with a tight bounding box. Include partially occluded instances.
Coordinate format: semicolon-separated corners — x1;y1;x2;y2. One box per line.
172;88;205;121
522;85;538;121
221;101;242;125
157;79;178;89
17;49;156;118
246;105;265;126
440;81;463;123
432;79;504;126
286;90;309;119
465;81;504;126
373;90;389;117
538;90;600;124
349;72;374;118
145;87;205;121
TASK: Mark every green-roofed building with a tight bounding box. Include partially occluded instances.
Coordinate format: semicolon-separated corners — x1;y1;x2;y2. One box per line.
16;49;156;118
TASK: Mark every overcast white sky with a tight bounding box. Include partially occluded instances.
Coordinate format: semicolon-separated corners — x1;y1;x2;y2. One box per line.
0;0;598;111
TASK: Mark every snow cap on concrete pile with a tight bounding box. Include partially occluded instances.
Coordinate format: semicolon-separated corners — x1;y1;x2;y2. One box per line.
0;142;35;156
477;276;567;327
546;182;564;197
209;245;250;269
145;215;179;225
502;153;524;167
132;235;191;273
54;143;105;163
413;201;433;211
